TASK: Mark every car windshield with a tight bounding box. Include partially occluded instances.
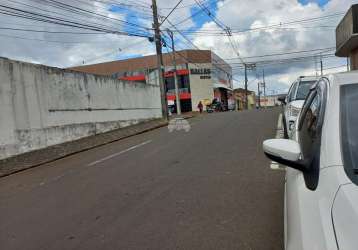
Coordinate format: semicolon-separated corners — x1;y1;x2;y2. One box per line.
295;81;316;100
341;84;358;181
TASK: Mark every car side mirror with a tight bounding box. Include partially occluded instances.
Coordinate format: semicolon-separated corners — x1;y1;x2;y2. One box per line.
263;139;305;172
278;95;286;104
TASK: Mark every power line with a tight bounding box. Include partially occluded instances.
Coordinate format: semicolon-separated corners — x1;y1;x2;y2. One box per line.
0;26;107;34
43;0;150;30
322;64;347;71
174;11;343;34
172;25;337;36
193;0;227;30
159;0;198;10
223;47;336;60
174;0;232;26
0;4;150;37
4;0;133;33
228;53;337;69
160;0;184;26
88;0;153;18
0;33;111;44
191;0;244;64
74;4;152;23
161;30;239;84
6;0;151;33
78;38;150;65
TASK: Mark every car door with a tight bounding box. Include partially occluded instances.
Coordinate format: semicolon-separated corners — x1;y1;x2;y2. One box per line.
285;81;335;250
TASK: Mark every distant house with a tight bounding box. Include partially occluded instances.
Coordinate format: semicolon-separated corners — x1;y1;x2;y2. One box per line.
233;88;256;110
258;94;284;107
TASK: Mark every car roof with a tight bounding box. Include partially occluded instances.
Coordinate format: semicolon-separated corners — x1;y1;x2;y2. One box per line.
298;76;319;82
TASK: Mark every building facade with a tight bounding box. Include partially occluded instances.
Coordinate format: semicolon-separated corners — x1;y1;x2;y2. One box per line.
336;4;358;70
233;88;256;110
70;50;233;112
259;95;283;107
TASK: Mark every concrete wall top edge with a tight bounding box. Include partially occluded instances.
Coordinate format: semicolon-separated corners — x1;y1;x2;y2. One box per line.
0;57;150;86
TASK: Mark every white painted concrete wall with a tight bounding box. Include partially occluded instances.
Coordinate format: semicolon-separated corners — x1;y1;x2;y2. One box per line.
0;58;162;159
188;63;214;111
260;95;280;107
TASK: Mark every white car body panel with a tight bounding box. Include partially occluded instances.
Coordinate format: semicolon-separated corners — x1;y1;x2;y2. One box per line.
285;166;347;250
332;183;358;250
282;72;358;250
263;139;300;161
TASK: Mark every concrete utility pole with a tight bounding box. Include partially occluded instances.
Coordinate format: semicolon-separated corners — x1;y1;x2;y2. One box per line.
244;63;256;110
262;68;266;107
244;64;248;110
314;56;318;77
257;82;261;108
151;0;168;120
167;29;181;115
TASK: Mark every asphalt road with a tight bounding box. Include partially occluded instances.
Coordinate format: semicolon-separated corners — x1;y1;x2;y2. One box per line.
0;108;284;250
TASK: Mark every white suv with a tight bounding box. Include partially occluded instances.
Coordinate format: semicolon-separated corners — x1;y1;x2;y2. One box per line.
263;72;358;250
282;76;318;138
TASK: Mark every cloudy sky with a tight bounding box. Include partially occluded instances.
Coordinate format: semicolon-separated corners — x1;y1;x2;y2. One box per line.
0;0;356;93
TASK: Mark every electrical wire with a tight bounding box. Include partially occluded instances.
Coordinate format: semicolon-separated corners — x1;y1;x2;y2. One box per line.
0;4;150;37
160;0;184;26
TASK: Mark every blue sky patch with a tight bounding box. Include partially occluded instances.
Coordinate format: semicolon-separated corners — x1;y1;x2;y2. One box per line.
189;0;219;28
109;5;150;37
298;0;330;7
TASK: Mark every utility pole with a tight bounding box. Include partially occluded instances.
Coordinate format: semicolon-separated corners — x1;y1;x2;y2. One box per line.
314;56;318;77
262;68;266;108
243;63;255;110
151;0;168;120
167;29;181;115
257;82;261;109
320;54;323;76
244;64;248;110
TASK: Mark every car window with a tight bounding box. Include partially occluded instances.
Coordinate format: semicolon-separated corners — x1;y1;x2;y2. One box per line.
299;91;321;160
296;81;316;100
288;82;298;102
341;83;358;184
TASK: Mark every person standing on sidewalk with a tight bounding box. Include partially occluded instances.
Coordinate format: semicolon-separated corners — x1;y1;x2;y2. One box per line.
198;101;203;113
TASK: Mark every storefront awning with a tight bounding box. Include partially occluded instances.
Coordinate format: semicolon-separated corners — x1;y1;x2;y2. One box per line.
213;83;233;91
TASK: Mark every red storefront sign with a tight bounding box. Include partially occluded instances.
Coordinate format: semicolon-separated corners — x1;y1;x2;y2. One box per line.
164;69;190;77
167;92;191;101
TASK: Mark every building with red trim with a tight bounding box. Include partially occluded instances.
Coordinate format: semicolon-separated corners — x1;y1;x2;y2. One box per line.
70;50;233;112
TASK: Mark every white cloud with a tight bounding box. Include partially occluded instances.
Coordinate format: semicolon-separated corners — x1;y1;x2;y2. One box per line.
188;0;357;92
